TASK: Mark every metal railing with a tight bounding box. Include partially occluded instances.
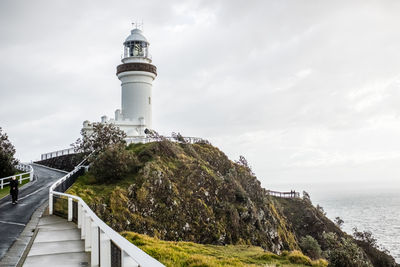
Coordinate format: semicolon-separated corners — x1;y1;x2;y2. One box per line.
126;136;205;145
0;163;34;189
41;148;76;160
266;190;300;198
49;165;165;267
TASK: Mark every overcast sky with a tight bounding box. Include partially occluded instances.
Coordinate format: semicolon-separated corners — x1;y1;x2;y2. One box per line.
1;0;400;198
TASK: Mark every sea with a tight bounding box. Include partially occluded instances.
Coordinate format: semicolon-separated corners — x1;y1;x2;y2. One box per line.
314;191;400;263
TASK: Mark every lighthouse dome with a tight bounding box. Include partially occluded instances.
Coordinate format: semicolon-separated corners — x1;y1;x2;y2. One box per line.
124;28;148;44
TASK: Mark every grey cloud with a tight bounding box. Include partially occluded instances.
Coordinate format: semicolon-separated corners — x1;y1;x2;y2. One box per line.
1;0;400;195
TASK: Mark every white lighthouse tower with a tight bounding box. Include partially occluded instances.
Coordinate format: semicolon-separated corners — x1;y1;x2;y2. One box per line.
116;27;157;130
82;26;157;140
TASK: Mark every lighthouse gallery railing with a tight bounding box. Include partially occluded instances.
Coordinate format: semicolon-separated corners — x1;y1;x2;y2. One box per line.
49;165;164;267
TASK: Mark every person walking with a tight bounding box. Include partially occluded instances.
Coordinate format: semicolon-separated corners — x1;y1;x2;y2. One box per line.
10;176;18;204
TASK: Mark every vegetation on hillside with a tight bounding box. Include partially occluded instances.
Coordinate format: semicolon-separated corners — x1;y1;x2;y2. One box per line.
66;137;399;267
69;140;299;252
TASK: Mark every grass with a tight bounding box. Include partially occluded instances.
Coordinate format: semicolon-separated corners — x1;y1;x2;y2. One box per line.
122;231;328;267
0;178;31;199
66;173;136;205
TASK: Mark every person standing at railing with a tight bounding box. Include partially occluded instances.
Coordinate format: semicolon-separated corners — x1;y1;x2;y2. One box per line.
10;176;18;204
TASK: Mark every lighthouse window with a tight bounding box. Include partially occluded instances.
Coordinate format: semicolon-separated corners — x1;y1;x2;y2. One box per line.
149;97;151;105
125;41;148;57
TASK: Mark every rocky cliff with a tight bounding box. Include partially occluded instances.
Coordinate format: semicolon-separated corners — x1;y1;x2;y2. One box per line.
66;139;398;267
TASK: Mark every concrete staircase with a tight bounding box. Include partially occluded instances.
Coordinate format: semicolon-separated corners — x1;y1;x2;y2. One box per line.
22;215;89;267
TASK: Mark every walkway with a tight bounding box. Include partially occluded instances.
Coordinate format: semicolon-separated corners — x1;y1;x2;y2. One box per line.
22;215;89;267
266;190;300;198
0;165;66;262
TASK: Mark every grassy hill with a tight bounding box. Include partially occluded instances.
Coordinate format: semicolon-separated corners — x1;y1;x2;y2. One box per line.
65;139;398;267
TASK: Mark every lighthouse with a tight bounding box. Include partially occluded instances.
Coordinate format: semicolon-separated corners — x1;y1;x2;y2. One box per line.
82;26;157;141
116;27;157;130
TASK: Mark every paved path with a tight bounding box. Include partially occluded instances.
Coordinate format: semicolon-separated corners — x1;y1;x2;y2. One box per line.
22;215;89;267
0;165;65;261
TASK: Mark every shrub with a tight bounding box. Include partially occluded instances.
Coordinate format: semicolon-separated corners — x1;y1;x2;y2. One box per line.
316;204;326;216
0;127;18;177
353;228;377;248
334;217;344;228
300;235;322;260
235;155;254;175
302;191;312;204
312;258;329;267
287;250;312;266
90;144;137;183
72;122;127;158
281;250;289;257
323;232;373;267
353;228;398;267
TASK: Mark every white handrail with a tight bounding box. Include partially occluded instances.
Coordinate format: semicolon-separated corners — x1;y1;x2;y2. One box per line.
41;148;76;160
0;163;34;189
49;166;165;267
126;136;206;144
